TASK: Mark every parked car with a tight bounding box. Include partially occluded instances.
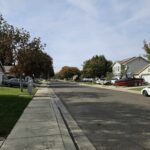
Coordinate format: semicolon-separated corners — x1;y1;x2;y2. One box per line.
82;78;94;82
114;78;144;86
95;79;111;85
141;87;150;97
111;78;118;84
2;78;28;87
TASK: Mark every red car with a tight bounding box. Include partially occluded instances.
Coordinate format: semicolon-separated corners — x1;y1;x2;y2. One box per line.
114;78;144;86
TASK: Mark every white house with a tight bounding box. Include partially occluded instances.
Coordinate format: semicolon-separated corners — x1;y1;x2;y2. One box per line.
113;56;150;79
0;62;5;85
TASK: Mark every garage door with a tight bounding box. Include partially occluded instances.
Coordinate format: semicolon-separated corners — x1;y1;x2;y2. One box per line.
142;75;150;84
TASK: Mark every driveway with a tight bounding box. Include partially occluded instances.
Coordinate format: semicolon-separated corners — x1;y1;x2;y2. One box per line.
50;81;150;150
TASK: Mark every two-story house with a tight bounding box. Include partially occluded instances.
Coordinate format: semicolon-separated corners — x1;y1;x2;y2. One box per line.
113;56;150;79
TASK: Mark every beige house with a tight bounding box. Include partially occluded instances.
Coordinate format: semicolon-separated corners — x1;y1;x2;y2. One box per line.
0;62;5;85
4;66;14;77
113;56;150;79
134;64;150;83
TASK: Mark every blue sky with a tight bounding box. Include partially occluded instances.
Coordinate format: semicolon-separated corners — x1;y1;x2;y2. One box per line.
1;0;150;72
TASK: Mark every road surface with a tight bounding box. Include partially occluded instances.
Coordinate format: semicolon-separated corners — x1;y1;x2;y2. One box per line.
50;81;150;150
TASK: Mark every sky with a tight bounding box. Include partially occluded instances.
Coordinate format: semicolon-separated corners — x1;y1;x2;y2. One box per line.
0;0;150;72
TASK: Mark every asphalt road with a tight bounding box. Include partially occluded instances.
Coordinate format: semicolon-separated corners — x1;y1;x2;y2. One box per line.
50;81;150;150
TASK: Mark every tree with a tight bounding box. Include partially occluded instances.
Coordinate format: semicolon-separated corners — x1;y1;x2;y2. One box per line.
0;14;54;78
82;55;112;78
58;66;80;79
0;15;14;65
143;40;150;60
0;14;31;66
11;38;54;78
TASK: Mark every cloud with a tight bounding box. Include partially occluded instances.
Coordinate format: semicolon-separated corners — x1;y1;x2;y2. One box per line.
114;0;150;28
0;0;150;72
66;0;98;17
0;0;27;16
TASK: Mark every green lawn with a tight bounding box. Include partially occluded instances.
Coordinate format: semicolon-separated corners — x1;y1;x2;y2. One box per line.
129;87;143;91
0;87;37;138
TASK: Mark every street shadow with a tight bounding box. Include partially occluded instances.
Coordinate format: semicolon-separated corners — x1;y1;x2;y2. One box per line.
55;91;110;100
70;102;150;149
49;82;82;88
70;101;150;150
53;90;150;150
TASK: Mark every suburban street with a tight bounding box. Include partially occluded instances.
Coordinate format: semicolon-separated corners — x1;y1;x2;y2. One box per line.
50;81;150;150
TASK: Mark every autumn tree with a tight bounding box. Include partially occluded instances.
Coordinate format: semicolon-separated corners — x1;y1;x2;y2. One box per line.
0;14;31;66
0;14;54;78
11;38;54;78
58;66;80;79
82;55;112;78
0;15;14;65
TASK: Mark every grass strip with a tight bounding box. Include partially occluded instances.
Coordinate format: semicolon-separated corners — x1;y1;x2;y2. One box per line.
129;87;143;91
0;87;37;138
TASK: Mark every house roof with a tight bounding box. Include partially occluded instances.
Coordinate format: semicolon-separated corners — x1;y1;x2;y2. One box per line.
115;56;149;65
134;63;150;75
118;57;136;65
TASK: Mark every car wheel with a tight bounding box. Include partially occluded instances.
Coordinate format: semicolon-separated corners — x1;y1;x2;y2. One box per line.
139;82;142;86
143;90;148;97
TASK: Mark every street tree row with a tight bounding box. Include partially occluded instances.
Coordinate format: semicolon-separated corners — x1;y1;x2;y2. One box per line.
57;40;150;80
0;14;54;78
56;55;112;80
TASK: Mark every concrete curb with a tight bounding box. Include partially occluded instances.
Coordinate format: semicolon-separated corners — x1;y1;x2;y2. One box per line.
50;89;96;150
0;87;96;150
0;87;76;150
0;138;5;149
79;83;141;95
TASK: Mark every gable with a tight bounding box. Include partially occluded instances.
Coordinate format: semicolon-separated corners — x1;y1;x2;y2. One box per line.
127;58;149;74
141;66;150;75
136;64;150;75
113;62;121;75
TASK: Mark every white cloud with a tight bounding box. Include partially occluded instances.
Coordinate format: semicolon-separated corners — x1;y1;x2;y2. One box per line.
0;0;150;72
66;0;98;17
115;0;150;28
0;0;26;16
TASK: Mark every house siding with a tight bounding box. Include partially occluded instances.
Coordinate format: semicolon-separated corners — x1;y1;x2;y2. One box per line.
113;62;121;78
127;57;149;75
135;65;150;83
113;57;149;79
139;66;150;76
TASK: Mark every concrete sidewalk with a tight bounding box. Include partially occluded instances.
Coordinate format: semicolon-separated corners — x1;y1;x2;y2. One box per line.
0;88;76;150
